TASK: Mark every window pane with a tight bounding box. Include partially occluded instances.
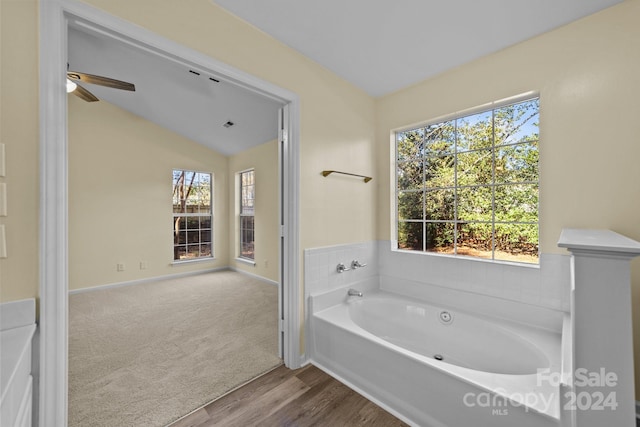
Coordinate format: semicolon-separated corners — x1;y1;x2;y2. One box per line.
424;121;455;155
174;246;186;260
425;222;454;254
456;111;493;152
174;217;187;230
173;170;213;261
187;244;200;258
425;189;454;221
200;216;211;229
456;149;493;186
425;154;454;188
457;222;493;259
397;160;423;191
398;221;423;251
397;191;423;220
496;141;538;184
494;223;539;263
241;170;255;215
494;184;538;223
200;243;212;258
187;231;200;244
397;128;425;161
495;99;539;145
457;186;492;222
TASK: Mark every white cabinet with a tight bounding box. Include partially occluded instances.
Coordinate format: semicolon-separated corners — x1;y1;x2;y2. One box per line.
1;299;36;427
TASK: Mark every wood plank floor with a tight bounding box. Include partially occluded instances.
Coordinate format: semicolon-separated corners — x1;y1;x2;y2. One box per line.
169;364;409;427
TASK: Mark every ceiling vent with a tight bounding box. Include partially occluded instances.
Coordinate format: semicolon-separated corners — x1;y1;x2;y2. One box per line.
223;121;234;128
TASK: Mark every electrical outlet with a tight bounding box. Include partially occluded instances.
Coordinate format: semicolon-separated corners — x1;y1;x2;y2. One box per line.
0;183;6;216
0;143;5;177
0;225;6;258
117;263;125;272
140;261;147;270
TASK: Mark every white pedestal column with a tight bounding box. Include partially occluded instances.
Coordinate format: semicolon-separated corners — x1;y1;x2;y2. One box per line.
558;229;640;427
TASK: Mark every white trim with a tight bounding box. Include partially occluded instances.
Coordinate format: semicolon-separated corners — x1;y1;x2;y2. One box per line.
68;267;228;295
235;257;257;266
229;268;279;287
393;91;539;134
39;1;69;425
39;1;301;425
171;257;217;266
280;102;301;368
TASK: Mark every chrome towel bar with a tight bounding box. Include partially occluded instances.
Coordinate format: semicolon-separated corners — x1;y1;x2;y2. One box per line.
321;170;372;183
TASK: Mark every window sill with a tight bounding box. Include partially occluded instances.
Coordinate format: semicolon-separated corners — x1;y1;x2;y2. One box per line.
392;247;540;268
235;257;256;267
171;257;216;266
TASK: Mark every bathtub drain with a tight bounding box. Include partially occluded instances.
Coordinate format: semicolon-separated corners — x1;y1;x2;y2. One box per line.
434;354;444;361
439;311;453;325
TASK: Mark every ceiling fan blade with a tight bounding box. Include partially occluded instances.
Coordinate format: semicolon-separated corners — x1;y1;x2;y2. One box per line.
72;84;99;102
67;71;135;91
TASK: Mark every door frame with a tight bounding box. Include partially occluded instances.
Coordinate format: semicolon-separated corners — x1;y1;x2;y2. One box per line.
38;1;301;425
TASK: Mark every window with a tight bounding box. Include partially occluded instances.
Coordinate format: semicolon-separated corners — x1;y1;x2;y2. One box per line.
395;96;539;263
172;170;213;261
239;169;255;260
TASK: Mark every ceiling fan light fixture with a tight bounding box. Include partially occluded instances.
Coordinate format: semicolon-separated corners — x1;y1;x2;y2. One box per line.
66;78;77;93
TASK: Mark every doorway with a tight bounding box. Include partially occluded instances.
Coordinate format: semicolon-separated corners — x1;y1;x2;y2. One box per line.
39;1;300;425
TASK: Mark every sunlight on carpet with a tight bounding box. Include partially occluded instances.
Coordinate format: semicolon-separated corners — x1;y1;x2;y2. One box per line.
68;270;281;426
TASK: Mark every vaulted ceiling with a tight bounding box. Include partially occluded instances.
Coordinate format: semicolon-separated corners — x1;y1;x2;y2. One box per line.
67;24;283;156
212;0;624;96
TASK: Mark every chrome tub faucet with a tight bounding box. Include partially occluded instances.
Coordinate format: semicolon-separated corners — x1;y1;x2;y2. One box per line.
347;288;363;297
351;260;367;269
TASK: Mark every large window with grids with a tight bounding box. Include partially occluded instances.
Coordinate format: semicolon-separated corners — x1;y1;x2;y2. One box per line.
395;96;539;263
239;169;255;260
172;170;213;261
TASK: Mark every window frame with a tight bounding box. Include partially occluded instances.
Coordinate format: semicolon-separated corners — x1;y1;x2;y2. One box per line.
393;93;540;264
172;169;214;262
238;169;255;261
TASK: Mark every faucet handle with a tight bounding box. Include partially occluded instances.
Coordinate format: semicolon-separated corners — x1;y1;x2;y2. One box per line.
351;260;367;269
336;263;351;273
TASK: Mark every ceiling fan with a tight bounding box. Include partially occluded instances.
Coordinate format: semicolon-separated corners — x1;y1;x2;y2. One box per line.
66;69;135;102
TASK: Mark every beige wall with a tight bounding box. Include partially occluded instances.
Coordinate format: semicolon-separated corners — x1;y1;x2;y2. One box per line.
228;140;279;283
1;0;376;299
0;0;39;302
376;0;640;392
68;97;229;290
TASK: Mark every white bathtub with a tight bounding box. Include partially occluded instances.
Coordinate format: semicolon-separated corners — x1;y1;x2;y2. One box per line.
310;287;568;427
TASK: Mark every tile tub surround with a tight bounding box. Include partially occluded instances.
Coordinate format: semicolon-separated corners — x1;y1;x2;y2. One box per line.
305;241;571;313
304;241;379;298
377;241;571;312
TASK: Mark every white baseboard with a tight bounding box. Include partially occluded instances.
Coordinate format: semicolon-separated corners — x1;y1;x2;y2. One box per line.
68;267;229;294
230;267;279;286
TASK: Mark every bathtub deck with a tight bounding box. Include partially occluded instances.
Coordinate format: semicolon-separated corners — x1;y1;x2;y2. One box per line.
169;364;408;427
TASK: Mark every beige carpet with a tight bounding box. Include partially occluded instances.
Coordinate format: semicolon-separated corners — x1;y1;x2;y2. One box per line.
68;270;281;427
